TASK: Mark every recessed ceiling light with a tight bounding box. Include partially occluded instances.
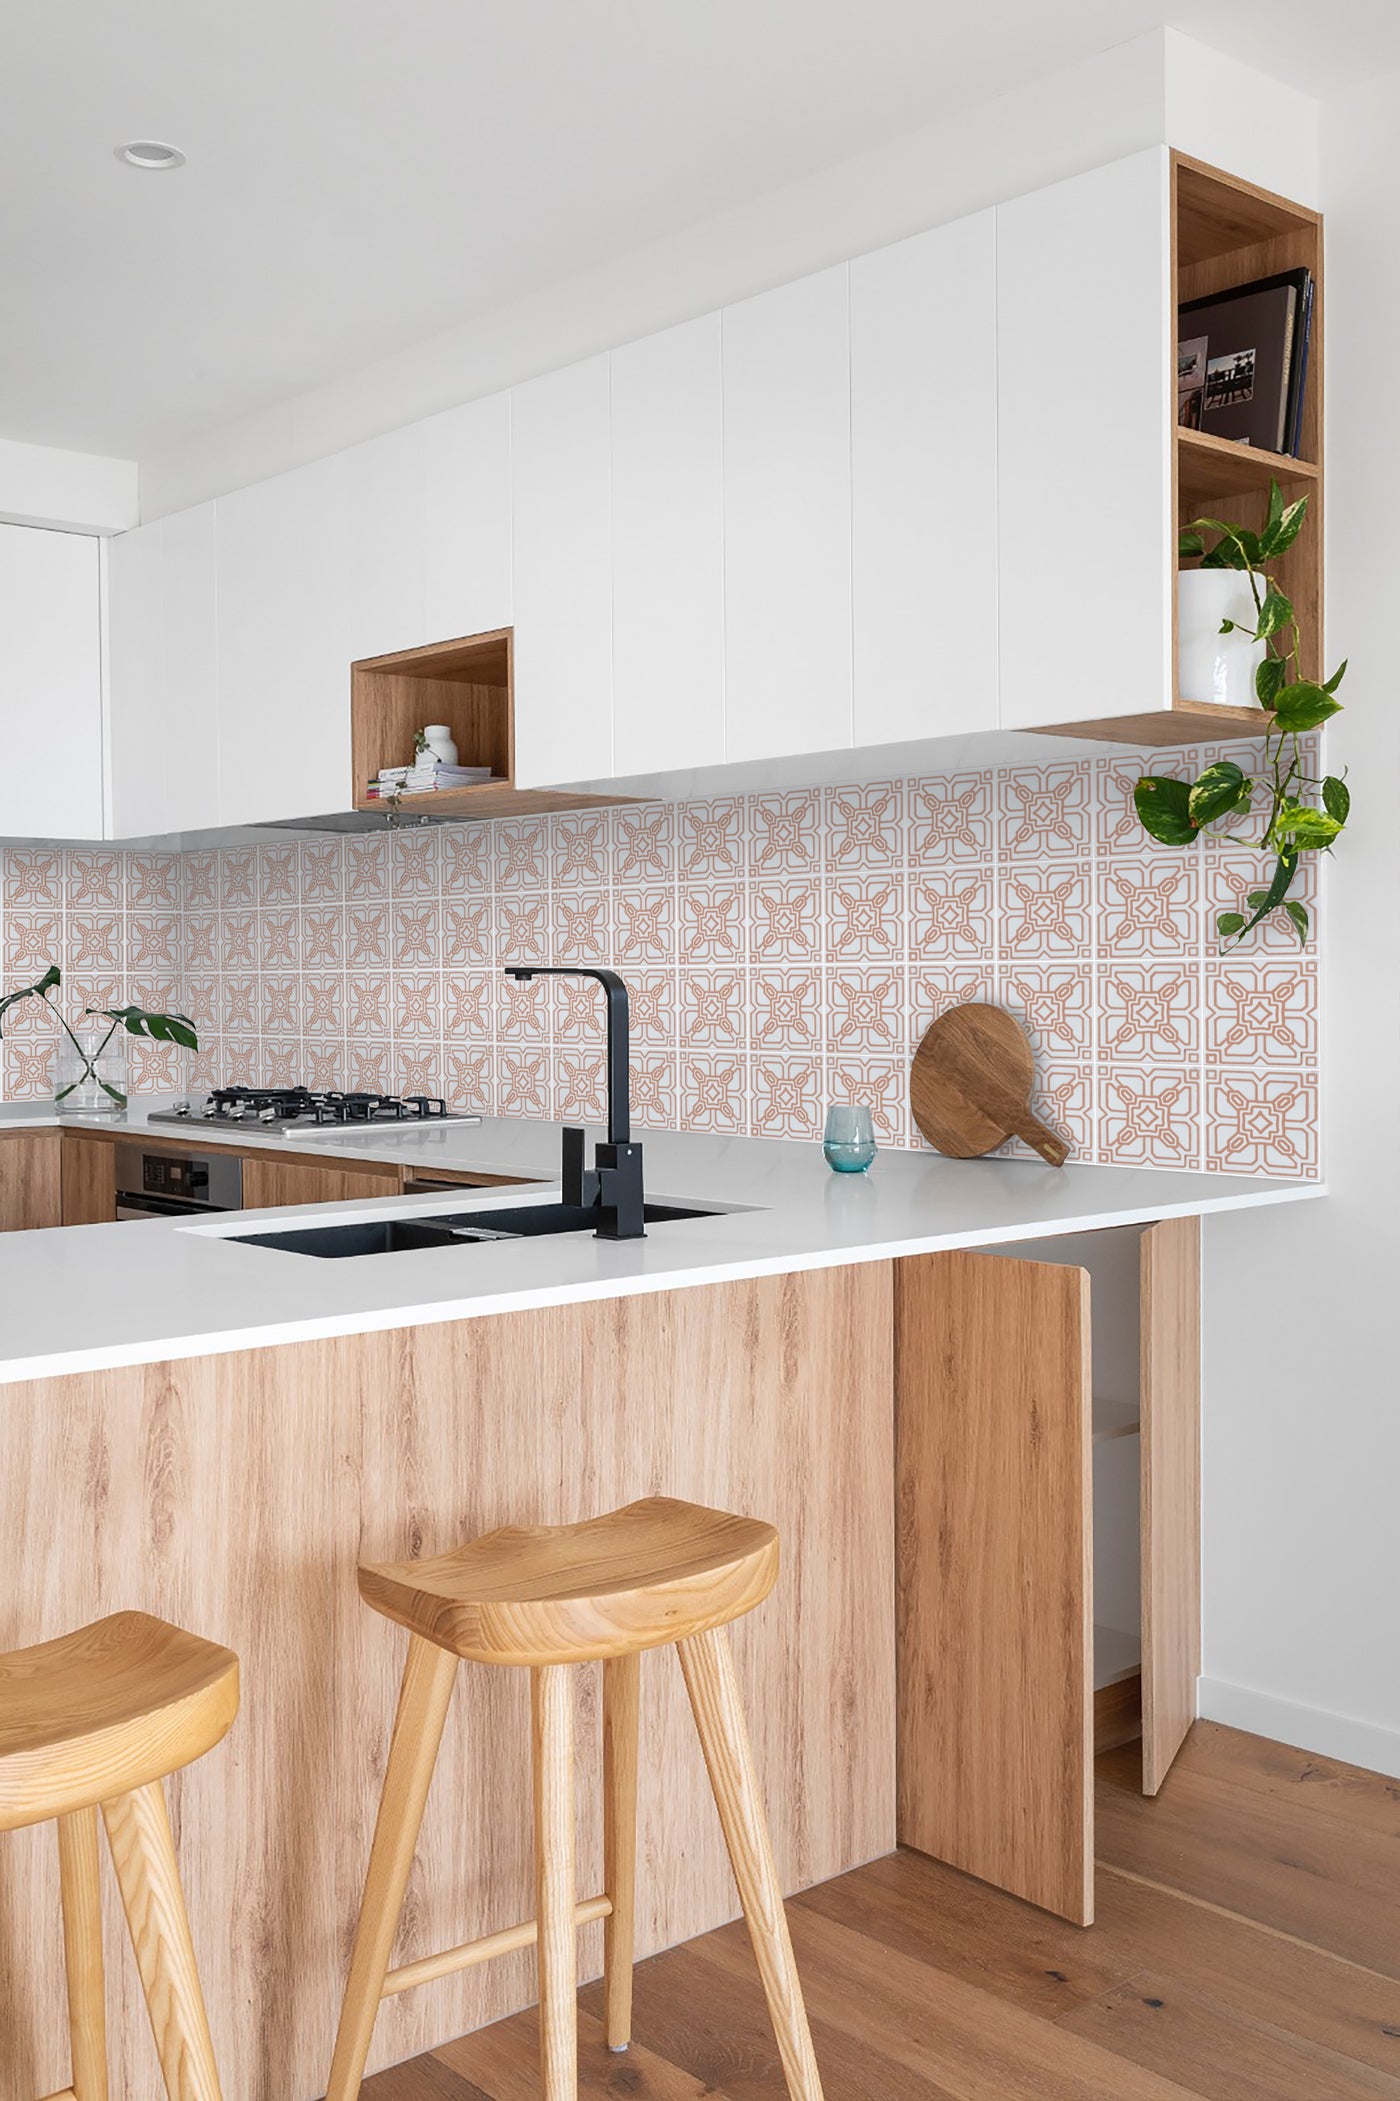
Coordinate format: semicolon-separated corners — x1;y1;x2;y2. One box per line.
116;140;186;170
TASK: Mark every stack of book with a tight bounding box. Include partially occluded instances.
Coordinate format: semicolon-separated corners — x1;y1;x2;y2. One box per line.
367;762;497;800
1177;267;1314;456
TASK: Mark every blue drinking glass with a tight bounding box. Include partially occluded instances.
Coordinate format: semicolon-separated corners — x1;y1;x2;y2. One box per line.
823;1102;877;1173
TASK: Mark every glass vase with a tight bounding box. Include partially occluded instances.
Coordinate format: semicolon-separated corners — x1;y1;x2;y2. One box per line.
52;1028;128;1115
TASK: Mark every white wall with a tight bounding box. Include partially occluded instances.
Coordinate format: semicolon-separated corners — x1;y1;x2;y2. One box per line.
139;30;1315;522
0;435;137;534
1198;68;1400;1776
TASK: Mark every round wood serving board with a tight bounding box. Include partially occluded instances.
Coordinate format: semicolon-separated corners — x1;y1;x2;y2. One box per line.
910;1002;1069;1167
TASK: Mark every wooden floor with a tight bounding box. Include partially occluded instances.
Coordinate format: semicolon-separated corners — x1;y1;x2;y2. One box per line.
360;1722;1400;2100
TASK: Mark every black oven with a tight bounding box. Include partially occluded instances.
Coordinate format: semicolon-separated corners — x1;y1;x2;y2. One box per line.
113;1142;243;1219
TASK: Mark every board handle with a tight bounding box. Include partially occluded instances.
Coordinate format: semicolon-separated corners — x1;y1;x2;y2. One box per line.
1012;1110;1069;1168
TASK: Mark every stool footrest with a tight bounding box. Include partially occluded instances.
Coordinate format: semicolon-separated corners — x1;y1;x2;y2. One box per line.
381;1893;613;1999
39;2090;78;2101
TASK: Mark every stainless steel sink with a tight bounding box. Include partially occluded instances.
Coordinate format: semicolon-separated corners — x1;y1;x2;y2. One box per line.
233;1199;723;1258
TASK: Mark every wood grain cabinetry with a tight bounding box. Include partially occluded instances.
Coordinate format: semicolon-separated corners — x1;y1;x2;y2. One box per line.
894;1216;1201;1927
0;1130;63;1232
60;1130;116;1225
239;1154;403;1210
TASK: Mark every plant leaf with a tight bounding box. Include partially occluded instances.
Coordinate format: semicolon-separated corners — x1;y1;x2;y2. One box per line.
1266;478;1284;533
91;1004;200;1052
1255;656;1287;708
1189;761;1251;827
0;964;61;1032
1322;775;1351;825
1133;775;1197;846
1256;587;1294;639
1277;801;1342;849
1234;851;1299;939
1215;911;1247;938
1178;528;1207;560
1323;658;1348;694
1284;899;1310;945
1273;681;1342;732
1260;494;1309;559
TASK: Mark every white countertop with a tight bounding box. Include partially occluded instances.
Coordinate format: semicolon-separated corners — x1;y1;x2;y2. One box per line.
0;1098;1323;1386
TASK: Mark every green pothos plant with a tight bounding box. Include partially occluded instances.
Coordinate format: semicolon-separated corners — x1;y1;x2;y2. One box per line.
1134;480;1348;946
0;965;197;1108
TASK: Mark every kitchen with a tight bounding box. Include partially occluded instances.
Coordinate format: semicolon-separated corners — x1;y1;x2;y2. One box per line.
1;11;1395;2101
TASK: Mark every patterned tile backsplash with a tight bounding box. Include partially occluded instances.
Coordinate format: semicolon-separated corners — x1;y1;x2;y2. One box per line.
0;750;1321;1178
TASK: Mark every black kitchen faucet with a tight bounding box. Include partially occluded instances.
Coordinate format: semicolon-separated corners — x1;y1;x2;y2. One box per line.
502;966;645;1239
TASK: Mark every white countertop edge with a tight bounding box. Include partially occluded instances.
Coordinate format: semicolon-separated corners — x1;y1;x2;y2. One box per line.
0;1177;1326;1389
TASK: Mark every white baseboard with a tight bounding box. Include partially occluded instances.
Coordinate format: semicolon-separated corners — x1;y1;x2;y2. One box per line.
1198;1676;1400;1781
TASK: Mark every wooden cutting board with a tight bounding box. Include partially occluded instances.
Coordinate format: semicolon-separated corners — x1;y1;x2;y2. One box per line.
910;1002;1069;1167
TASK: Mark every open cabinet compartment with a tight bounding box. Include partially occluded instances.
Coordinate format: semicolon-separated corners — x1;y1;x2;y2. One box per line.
350;627;633;820
1171;153;1324;738
893;1215;1200;1927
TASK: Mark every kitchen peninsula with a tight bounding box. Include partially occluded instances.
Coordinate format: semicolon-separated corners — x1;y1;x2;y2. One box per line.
0;1100;1320;2100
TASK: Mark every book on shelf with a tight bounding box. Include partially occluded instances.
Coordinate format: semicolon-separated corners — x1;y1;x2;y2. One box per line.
1178;267;1313;457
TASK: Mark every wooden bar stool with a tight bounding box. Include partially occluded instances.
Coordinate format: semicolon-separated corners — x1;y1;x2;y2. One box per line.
0;1610;238;2101
326;1495;824;2100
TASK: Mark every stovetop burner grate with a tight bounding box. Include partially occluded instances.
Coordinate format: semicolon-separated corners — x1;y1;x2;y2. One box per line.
147;1085;481;1134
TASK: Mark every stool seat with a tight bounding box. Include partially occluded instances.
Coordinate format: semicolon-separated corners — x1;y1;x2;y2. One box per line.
0;1609;238;1832
358;1495;779;1666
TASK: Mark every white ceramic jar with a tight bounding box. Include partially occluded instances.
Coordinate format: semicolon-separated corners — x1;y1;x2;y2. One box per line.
421;723;459;766
1177;569;1268;708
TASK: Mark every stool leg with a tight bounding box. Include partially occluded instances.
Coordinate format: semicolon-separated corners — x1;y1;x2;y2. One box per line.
58;1807;108;2101
531;1664;577;2100
101;1780;223;2101
677;1627;825;2101
602;1652;639;2051
326;1634;459;2101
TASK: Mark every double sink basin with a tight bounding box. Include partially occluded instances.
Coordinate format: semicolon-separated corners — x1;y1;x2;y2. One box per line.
234;1199;722;1258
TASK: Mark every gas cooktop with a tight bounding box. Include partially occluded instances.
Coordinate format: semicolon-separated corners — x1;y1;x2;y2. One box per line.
147;1086;483;1137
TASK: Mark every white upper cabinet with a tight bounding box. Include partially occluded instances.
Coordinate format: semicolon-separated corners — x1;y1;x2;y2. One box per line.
343;422;428;663
215;452;353;824
997;148;1172;729
0;524;102;839
422;392;513;641
105;520;166;838
610;314;725;778
511;355;612;788
718;262;849;768
107;505;219;838
722;265;853;765
851;212;998;745
160;504;220;832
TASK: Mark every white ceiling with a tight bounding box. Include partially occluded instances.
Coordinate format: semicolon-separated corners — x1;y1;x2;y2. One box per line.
2;0;1396;459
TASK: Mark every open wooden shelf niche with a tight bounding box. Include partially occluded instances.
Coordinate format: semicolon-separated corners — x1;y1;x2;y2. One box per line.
350;628;630;821
1045;153;1323;749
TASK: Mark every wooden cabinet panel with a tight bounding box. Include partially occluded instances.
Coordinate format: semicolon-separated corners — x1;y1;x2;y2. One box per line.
61;1130;116;1225
422;393;513;641
851;212;998;744
0;524;103;837
1140;1214;1201;1795
511;355;613;788
239;1156;402;1211
997;147;1172;729
611;314;725;776
0;1131;63;1232
215;453;354;824
895;1247;1093;1926
722;264;852;766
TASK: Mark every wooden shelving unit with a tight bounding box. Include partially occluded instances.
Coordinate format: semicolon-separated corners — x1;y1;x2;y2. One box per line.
1045;153;1322;749
350;628;632;821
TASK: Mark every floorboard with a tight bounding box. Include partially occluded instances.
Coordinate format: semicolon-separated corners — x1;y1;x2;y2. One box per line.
352;1725;1400;2100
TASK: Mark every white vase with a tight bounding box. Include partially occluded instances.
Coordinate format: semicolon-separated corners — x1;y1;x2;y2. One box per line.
421;723;459;766
1177;569;1268;709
